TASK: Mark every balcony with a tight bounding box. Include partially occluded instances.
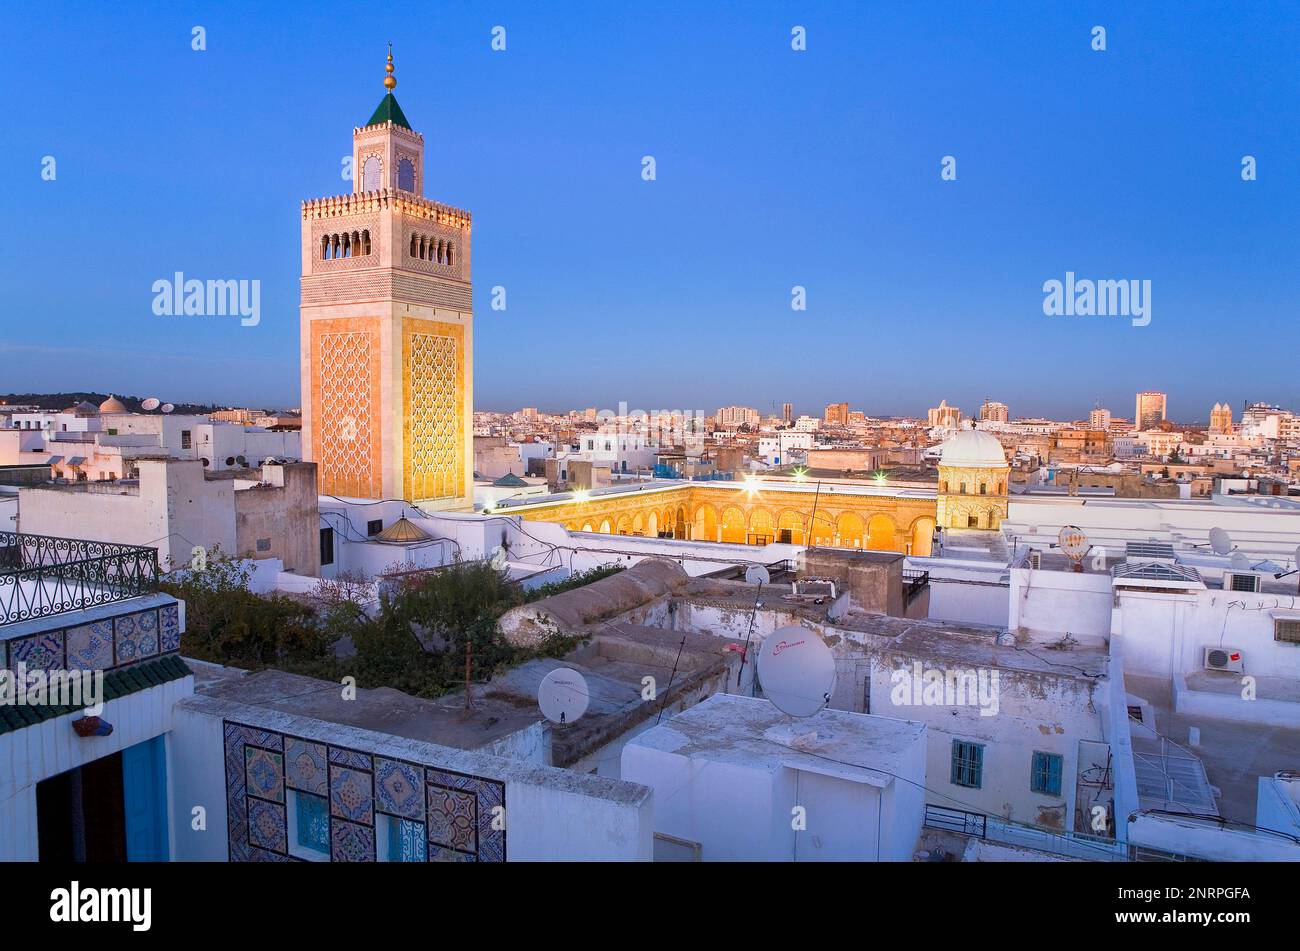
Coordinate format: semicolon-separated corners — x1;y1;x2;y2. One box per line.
0;531;159;626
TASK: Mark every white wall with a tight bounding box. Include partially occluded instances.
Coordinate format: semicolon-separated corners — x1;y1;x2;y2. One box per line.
0;677;193;861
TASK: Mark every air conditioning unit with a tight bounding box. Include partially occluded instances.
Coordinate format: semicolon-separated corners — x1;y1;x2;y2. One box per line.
1203;646;1244;673
1028;550;1042;569
1223;572;1263;594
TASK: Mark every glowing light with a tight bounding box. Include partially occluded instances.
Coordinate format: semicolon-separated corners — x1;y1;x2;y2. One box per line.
573;490;591;504
793;467;808;482
873;470;887;485
743;474;760;498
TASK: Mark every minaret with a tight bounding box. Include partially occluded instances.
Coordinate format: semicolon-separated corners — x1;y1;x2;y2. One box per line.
300;48;474;510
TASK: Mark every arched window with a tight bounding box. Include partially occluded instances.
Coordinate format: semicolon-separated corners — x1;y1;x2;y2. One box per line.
398;157;415;192
419;236;426;260
341;233;351;257
362;155;381;192
959;482;967;495
362;230;371;255
980;483;987;495
437;239;445;264
330;234;340;259
321;235;330;259
409;235;417;258
446;242;454;266
352;231;360;256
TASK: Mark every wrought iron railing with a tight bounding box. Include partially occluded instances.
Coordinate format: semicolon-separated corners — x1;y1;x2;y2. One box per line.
0;531;159;625
902;569;930;605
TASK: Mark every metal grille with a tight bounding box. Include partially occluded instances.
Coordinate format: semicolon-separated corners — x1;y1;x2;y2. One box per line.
0;531;159;625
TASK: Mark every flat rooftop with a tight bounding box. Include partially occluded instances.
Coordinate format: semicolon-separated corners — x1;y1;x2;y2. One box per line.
631;693;926;787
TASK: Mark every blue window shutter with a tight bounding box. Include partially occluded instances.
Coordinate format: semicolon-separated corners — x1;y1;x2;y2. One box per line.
297;793;329;852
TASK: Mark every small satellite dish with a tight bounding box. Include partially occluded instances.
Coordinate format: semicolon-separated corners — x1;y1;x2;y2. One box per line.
1230;552;1250;571
489;546;508;570
538;667;590;725
160;403;175;414
756;625;837;718
263;456;278;465
1209;527;1233;555
235;455;248;467
141;397;161;412
744;564;770;585
1058;525;1090;561
826;592;851;622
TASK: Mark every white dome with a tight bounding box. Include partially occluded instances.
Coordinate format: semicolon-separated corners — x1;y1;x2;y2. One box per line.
939;425;1007;468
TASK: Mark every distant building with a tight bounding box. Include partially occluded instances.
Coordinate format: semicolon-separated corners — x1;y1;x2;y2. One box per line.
781;402;793;424
1209;402;1233;434
979;400;1009;423
824;402;850;426
928;400;962;429
1135;391;1167;431
1088;406;1112;431
715;405;760;429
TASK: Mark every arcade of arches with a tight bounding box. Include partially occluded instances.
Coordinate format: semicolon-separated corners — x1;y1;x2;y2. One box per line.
515;484;939;557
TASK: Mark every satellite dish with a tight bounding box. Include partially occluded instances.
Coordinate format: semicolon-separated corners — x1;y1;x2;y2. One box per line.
1230;552;1250;571
537;667;590;725
235;455;247;467
489;546;508;571
160;403;175;414
1209;527;1233;555
826;592;851;622
1058;525;1090;562
744;564;770;585
756;625;836;718
263;456;278;465
141;397;161;411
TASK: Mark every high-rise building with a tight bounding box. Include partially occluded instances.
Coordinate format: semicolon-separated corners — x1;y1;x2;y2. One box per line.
1134;391;1167;431
979;400;1009;423
522;407;538;421
1209;402;1233;434
782;402;793;424
824;402;850;425
716;406;760;428
928;400;962;428
300;50;474;509
1088;406;1112;431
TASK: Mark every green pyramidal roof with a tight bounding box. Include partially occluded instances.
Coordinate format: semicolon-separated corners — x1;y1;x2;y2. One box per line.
366;92;411;130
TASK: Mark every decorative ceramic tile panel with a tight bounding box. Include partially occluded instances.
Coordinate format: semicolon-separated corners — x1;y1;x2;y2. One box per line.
245;747;285;803
223;722;504;863
427;783;478;853
329;766;373;824
328;746;372;770
114;611;158;663
8;630;64;672
159;603;181;653
247;798;287;853
285;737;328;795
65;620;114;670
375;759;423;820
330;819;375;862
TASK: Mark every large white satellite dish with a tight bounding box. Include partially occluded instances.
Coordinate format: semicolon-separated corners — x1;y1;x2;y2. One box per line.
1230;551;1250;571
1209;527;1233;555
141;397;161;411
756;625;836;718
538;667;590;725
1058;525;1090;561
744;564;770;585
160;403;175;414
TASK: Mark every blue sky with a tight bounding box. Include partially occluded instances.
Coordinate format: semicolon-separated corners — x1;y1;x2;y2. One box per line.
3;1;1297;421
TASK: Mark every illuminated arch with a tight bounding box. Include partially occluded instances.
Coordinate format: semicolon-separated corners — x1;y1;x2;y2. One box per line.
615;514;632;535
808;510;836;547
694;504;719;541
599;519;612;534
675;505;688;539
646;511;658;537
581;522;595;533
909;516;936;557
866;514;898;551
835;512;865;549
720;506;747;544
776;510;805;545
748;508;775;545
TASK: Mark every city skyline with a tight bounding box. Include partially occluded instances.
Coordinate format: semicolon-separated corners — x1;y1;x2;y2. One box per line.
5;2;1298;415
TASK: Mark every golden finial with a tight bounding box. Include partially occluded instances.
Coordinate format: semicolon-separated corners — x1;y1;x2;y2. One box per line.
384;43;396;91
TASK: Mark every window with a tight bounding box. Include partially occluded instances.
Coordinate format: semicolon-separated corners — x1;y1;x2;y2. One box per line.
1030;751;1063;796
397;157;416;192
1275;619;1300;644
367;519;383;536
319;527;335;566
181;430;192;450
363;155;381;192
951;740;984;788
379;815;426;862
289;791;330;860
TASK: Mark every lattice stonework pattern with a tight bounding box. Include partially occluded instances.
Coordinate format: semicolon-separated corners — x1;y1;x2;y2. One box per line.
222;721;505;863
404;321;464;501
313;323;380;498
